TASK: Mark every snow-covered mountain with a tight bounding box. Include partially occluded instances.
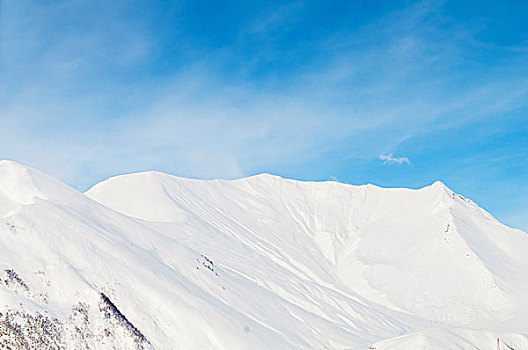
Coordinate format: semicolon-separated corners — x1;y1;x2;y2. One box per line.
1;160;527;349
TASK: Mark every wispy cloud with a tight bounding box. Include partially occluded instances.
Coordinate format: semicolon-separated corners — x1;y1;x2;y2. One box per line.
379;153;411;165
0;0;527;231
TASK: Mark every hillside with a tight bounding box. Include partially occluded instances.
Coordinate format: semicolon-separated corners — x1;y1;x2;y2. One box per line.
1;160;527;349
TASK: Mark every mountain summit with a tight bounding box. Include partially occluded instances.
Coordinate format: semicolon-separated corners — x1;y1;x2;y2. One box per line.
1;161;527;349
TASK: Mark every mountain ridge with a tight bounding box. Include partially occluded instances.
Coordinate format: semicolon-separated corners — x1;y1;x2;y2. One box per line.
1;160;527;349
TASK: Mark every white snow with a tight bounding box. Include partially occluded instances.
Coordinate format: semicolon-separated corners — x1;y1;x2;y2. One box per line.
1;160;528;349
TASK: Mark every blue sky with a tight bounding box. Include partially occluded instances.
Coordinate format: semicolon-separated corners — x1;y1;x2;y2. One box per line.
0;0;527;230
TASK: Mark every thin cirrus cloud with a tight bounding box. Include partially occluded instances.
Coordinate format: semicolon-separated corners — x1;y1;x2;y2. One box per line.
0;1;527;231
379;154;411;165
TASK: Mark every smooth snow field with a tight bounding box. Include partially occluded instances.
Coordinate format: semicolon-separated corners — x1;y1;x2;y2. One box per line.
1;159;527;349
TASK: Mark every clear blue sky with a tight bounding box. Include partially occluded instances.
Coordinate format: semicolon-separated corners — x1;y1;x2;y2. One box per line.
1;1;527;231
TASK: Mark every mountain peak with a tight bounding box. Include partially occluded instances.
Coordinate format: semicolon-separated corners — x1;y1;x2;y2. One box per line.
422;180;454;198
0;160;83;216
242;173;284;182
431;180;447;187
0;159;37;178
0;160;45;216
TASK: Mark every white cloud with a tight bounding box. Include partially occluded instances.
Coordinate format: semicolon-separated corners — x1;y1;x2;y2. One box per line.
379;153;410;165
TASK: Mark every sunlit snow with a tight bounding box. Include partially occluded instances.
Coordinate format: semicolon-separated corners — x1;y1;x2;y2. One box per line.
1;160;527;349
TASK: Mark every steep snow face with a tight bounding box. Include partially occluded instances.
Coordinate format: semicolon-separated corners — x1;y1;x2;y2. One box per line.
2;161;528;349
87;173;528;324
1;164;411;349
0;165;287;349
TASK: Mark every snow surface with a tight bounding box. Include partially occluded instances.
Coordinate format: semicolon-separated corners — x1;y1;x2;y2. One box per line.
1;159;528;349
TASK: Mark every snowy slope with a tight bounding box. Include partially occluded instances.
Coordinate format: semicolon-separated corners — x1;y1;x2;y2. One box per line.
1;160;528;349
